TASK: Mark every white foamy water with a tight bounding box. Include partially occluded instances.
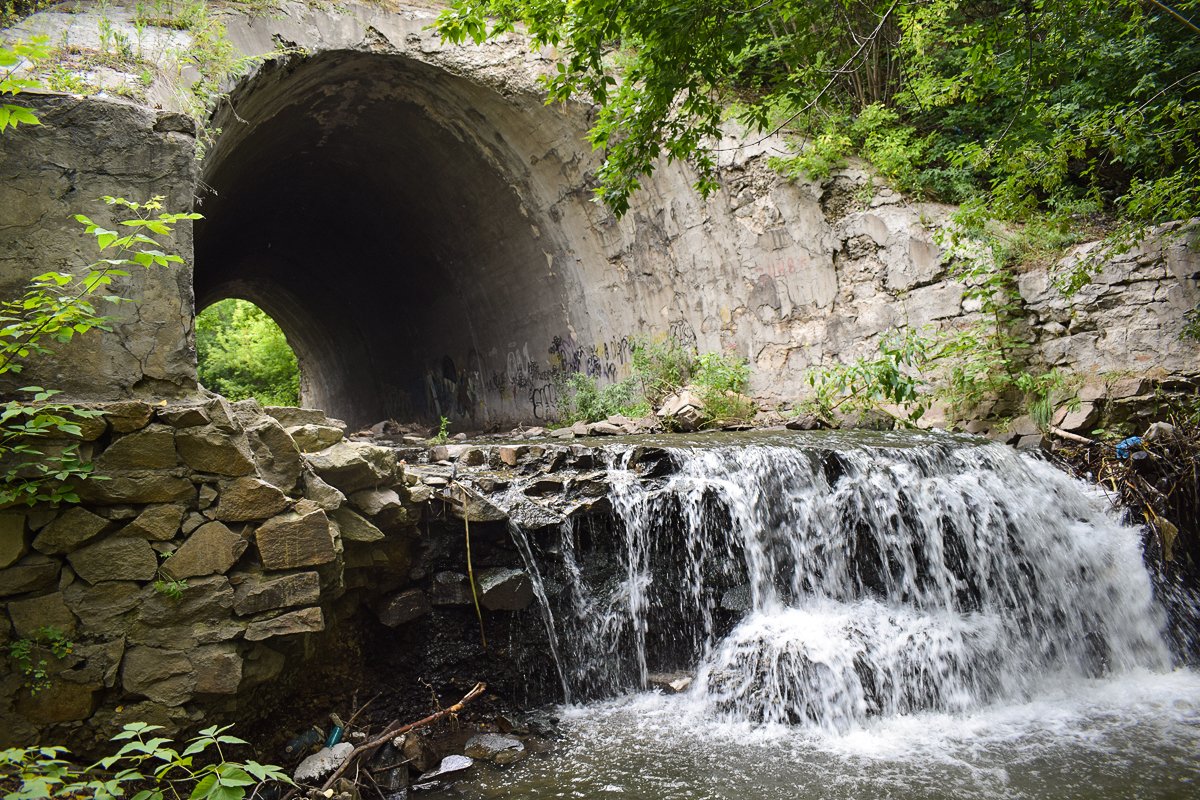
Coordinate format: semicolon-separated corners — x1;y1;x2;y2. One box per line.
436;432;1199;799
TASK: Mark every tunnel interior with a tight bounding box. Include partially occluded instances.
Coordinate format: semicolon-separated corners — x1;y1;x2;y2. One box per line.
195;51;574;429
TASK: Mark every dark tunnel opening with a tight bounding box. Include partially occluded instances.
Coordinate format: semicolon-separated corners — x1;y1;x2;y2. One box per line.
194;51;574;429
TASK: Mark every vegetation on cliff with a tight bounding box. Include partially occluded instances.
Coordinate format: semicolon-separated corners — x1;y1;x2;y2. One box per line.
437;0;1199;237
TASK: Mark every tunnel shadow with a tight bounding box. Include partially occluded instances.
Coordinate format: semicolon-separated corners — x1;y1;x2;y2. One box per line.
195;51;576;429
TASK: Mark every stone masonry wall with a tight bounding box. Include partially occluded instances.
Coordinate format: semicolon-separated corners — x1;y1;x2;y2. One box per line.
0;397;449;750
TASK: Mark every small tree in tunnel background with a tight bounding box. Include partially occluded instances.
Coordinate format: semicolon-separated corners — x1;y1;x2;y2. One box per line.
196;298;300;406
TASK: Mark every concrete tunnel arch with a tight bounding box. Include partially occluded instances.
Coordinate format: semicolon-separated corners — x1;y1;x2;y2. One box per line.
194;49;586;430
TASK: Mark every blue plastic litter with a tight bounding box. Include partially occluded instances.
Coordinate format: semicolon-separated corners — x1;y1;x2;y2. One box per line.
325;726;344;747
1115;436;1143;459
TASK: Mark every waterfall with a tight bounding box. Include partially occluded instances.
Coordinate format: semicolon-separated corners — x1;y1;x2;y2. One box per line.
536;433;1177;731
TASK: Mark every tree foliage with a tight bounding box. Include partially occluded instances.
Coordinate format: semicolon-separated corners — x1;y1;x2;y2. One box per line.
195;299;300;407
437;0;1200;229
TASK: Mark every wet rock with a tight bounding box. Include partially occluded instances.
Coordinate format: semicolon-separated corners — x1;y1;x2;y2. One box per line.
786;414;828;431
255;502;336;570
587;421;624;436
118;504;186;541
213;477;290;522
498;445;528;466
464;733;526;765
402;732;439;772
418;755;473;782
647;672;693;693
331;506;385;543
429;571;472;605
626;446;674;478
524;477;565;497
163;521;247;578
294;742;354;782
447;490;507;523
550;427;575;439
375;588;432;626
477;568;533;611
175;426;256;476
720;584;752;612
232;571;321;615
244;606;324;641
33;507;112;554
68;537;157;583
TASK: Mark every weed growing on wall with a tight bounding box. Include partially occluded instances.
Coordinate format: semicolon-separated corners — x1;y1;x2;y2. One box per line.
7;626;73;695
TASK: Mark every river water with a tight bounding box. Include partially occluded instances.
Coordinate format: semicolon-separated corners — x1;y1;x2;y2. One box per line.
433;431;1200;799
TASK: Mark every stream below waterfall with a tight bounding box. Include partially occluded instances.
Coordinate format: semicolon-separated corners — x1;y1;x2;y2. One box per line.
427;431;1200;799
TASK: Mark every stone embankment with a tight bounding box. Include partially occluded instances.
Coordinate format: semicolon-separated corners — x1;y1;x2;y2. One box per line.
0;396;549;751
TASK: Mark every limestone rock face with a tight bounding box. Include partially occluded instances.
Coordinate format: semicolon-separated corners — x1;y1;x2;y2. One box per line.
232;571;321;615
121;646;194;705
477;568;534;611
33;508;112;555
305;442;397;493
246;417;303;492
176;426;256;476
0;514;26;568
96;425;178;470
331;506;385;543
163;522;247;579
118;504;186;541
286;424;344;453
6;591;77;638
212;477;289;522
374;588;431;627
243;606;324;641
67;538;158;584
77;473;196;505
254;502;335;570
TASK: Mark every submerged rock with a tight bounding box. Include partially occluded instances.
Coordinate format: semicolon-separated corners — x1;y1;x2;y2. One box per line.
464;733;527;765
417;754;474;782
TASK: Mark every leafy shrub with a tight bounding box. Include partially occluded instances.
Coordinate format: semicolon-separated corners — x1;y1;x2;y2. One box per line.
692;351;755;423
0;722;291;800
195;299;300;407
630;336;695;404
556;373;648;424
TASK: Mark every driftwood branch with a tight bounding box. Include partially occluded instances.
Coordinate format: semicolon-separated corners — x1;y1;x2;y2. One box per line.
1049;426;1094;445
317;682;487;792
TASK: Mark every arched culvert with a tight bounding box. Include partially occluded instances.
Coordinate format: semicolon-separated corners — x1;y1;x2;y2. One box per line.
195;50;578;429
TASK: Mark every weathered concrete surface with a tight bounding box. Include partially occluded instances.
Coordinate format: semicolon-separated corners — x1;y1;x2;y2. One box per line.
4;1;1198;429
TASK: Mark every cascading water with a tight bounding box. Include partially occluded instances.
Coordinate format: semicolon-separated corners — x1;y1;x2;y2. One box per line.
435;431;1200;800
547;433;1176;730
